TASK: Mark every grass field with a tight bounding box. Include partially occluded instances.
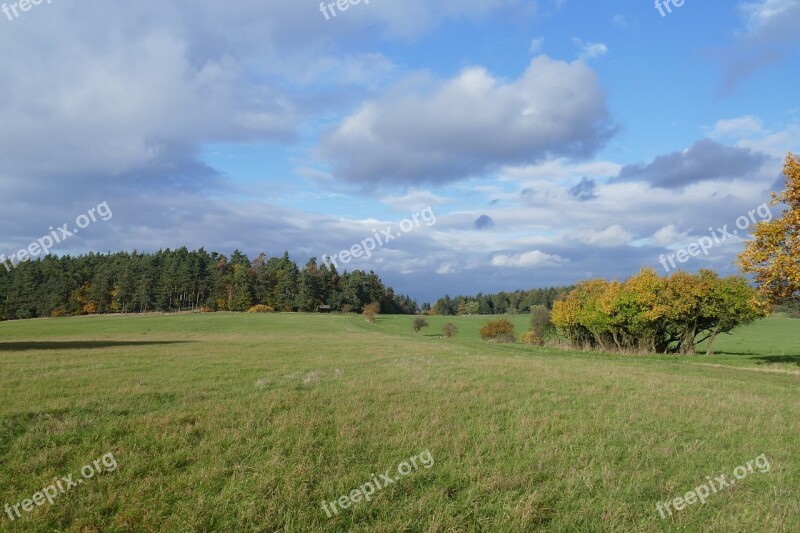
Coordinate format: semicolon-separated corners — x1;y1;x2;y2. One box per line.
0;313;798;532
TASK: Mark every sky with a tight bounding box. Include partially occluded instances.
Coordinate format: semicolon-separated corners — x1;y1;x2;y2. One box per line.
1;0;799;303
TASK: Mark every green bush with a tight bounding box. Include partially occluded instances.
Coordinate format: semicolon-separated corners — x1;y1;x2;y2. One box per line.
442;323;458;339
530;305;555;339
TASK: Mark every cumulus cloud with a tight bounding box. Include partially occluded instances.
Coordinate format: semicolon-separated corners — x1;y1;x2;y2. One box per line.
0;32;296;185
319;56;616;187
0;0;536;196
491;250;566;268
613;139;768;189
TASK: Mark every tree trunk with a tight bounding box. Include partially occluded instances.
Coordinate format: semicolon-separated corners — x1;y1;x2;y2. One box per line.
706;328;720;356
680;327;697;355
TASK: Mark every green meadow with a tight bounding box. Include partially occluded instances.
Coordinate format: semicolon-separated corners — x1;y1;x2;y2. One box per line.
0;313;798;531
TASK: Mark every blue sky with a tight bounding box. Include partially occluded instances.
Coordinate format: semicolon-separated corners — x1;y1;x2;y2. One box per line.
1;0;799;302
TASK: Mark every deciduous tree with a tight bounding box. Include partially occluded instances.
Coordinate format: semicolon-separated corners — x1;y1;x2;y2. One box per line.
552;269;765;355
739;153;800;303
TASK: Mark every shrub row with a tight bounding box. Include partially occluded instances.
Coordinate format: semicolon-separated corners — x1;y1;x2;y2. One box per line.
551;268;768;355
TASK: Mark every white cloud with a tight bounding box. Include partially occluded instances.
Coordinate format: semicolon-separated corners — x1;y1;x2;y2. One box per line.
436;263;458;275
649;225;691;247
740;0;799;32
737;122;800;158
570;225;633;247
708;116;765;139
572;38;609;60
491;250;567;268
320;56;616;186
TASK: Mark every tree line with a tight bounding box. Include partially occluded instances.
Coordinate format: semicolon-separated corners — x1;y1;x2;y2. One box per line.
426;287;572;316
0;248;418;321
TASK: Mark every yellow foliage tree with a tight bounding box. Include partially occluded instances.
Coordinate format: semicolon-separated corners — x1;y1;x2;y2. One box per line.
552;269;764;355
738;153;800;302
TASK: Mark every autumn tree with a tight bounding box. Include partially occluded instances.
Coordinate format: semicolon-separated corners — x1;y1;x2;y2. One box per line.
695;271;769;355
660;272;707;354
552;270;765;355
614;268;668;353
569;279;614;351
551;288;590;347
738;153;800;303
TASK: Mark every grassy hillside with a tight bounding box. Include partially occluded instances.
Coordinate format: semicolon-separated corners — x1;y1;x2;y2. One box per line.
0;314;798;531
